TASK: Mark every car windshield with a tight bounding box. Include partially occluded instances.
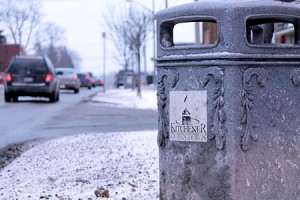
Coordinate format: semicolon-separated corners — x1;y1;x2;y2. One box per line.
9;58;48;74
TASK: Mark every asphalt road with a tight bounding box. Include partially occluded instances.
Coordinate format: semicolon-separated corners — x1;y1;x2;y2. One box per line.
0;86;157;149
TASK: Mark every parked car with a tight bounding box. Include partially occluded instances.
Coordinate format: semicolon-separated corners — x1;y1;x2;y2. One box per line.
55;68;80;94
95;76;105;86
87;72;96;87
114;69;134;88
77;73;92;89
4;55;59;102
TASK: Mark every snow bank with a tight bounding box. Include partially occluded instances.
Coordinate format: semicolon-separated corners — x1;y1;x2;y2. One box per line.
0;131;159;199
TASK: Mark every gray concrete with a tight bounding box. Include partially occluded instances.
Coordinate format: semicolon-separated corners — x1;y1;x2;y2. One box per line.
155;1;300;199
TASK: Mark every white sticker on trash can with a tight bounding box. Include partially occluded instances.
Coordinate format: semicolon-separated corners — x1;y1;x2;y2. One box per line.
169;91;207;142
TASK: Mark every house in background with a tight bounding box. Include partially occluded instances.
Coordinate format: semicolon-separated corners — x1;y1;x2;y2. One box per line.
274;23;295;44
0;31;24;84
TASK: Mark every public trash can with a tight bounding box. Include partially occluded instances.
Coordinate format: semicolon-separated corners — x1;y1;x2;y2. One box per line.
155;1;300;199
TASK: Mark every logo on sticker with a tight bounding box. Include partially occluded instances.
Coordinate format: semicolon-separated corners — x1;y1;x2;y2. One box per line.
170;91;207;142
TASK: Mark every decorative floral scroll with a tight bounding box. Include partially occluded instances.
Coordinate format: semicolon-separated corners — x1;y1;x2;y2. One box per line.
290;68;300;86
199;67;227;150
241;68;268;151
157;69;179;147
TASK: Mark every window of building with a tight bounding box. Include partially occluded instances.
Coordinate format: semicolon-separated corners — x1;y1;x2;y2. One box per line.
246;19;299;45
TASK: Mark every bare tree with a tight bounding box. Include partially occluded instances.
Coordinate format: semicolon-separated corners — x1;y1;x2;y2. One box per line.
104;3;152;97
0;0;42;53
34;43;82;70
56;46;75;69
47;43;59;67
33;23;64;66
125;6;152;98
104;3;132;71
38;22;65;47
67;49;81;71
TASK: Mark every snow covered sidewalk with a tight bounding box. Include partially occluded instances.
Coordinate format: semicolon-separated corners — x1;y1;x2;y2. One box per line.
0;87;159;199
91;87;157;111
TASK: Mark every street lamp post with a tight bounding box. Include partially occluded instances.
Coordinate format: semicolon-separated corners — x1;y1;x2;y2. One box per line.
102;32;106;93
152;0;156;86
194;0;204;45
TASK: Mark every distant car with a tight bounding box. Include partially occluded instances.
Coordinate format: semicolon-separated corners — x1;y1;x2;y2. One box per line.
4;55;59;102
87;72;96;87
114;69;134;88
95;77;105;86
55;68;80;94
78;73;92;89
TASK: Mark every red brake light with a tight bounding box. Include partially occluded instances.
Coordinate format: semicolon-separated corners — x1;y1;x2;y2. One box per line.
45;73;53;82
5;73;12;82
85;74;90;80
100;80;104;84
72;75;78;81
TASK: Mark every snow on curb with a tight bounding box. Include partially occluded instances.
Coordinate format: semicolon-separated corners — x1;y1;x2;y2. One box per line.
91;87;157;111
0;131;159;200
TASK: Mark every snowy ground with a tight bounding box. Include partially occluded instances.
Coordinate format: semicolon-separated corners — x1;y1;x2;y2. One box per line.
91;86;157;111
0;87;159;200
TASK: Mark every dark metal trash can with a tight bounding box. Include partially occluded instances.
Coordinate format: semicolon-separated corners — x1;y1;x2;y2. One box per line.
155;1;300;199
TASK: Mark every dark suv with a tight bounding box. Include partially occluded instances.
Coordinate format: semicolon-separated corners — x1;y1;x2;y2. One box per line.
4;56;60;102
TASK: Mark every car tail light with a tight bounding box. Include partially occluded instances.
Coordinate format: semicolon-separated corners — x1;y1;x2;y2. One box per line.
100;80;104;85
45;73;53;82
85;74;90;80
92;79;96;83
72;75;78;81
5;73;12;82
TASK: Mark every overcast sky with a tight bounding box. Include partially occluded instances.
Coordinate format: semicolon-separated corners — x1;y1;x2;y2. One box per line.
41;0;193;77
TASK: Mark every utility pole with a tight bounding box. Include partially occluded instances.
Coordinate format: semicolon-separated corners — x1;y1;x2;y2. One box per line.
152;0;156;86
102;32;106;93
194;0;201;44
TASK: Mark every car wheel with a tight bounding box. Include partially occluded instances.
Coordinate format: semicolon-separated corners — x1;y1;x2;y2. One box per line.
88;86;91;90
74;89;79;94
12;96;18;102
49;92;57;103
56;92;60;102
4;92;11;102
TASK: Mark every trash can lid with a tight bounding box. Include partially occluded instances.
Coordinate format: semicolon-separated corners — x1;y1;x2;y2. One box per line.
155;0;300;20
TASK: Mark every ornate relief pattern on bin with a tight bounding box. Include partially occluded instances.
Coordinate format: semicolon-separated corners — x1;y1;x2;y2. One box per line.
198;67;227;150
241;68;268;151
157;69;179;147
290;68;300;86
